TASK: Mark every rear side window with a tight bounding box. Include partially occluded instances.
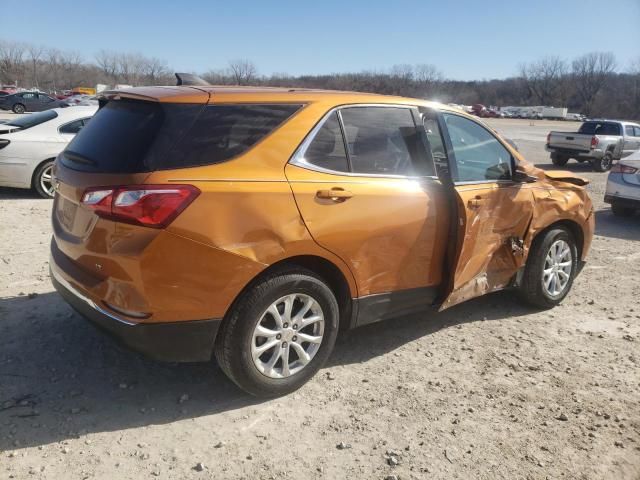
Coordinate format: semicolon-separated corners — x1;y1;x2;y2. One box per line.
340;107;433;176
635;126;640;137
301;112;349;172
625;125;635;136
61;100;302;173
156;104;301;170
59;118;88;135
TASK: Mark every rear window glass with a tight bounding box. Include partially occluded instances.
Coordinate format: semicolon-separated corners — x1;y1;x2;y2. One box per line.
61;100;302;173
6;109;58;130
578;122;621;136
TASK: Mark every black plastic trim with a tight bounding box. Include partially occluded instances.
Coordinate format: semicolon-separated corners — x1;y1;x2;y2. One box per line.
51;270;220;363
353;286;437;327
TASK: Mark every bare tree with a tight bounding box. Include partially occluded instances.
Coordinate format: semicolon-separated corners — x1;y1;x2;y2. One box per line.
519;56;567;105
144;57;170;83
572;52;617;115
0;40;26;85
414;63;442;97
95;50;119;82
228;59;258;85
46;48;63;91
59;50;85;89
27;44;45;88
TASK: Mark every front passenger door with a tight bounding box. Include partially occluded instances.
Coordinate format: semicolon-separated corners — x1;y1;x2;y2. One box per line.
438;112;535;309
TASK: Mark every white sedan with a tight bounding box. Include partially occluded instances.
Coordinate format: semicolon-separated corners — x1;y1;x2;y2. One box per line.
605;149;640;216
0;106;97;197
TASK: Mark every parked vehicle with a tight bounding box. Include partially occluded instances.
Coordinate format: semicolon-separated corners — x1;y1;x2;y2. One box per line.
605;149;640;216
565;113;585;122
65;95;99;107
50;86;594;397
72;87;97;96
546;120;640;172
541;107;567;120
0;106;96;197
0;91;71;114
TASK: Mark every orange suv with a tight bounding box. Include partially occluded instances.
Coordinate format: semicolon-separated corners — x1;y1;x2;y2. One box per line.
50;86;594;396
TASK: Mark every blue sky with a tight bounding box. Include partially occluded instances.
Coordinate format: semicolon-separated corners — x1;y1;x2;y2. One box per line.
4;0;640;80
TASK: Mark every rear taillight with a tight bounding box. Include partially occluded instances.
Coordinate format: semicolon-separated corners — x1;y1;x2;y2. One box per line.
0;139;10;150
81;185;200;228
611;164;638;174
546;133;550;145
590;136;599;149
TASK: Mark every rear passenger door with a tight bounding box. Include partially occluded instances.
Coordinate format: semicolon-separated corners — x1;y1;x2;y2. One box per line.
286;105;450;320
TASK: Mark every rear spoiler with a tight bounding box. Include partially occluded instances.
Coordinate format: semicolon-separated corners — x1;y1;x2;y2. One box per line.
175;73;211;86
544;170;589;186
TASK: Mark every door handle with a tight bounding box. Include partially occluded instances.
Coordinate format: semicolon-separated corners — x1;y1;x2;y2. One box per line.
467;195;485;208
316;188;353;202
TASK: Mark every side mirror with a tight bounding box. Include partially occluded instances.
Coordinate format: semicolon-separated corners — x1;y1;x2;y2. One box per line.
512;168;537;183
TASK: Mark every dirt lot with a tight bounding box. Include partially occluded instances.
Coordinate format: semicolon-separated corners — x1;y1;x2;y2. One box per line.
0;117;639;480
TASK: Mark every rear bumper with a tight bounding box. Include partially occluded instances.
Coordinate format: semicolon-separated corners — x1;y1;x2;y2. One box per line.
546;146;601;159
604;194;640;209
50;260;221;363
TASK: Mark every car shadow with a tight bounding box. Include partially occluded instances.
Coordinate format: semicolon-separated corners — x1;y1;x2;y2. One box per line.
0;288;533;450
0;187;44;200
594;208;640;240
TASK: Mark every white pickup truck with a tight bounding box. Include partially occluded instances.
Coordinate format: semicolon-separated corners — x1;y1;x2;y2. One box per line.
546;120;640;172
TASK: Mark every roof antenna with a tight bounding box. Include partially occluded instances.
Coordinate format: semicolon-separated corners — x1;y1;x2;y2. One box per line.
175;73;211;86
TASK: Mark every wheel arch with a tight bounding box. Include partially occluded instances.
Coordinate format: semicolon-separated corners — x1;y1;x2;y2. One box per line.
30;157;56;189
530;219;585;260
224;255;355;331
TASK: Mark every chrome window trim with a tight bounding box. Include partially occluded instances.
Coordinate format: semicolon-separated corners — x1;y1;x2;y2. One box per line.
289;104;438;180
453;179;518;186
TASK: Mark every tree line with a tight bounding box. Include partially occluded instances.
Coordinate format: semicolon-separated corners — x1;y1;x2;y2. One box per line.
1;39;638;120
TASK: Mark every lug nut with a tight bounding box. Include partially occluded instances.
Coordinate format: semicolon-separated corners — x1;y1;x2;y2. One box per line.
283;323;289;328
292;324;298;330
276;334;282;339
292;336;297;342
282;341;288;348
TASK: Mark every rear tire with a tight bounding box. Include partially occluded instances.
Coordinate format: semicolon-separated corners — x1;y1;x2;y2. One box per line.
517;227;578;309
611;204;636;217
33;160;55;198
12;103;25;114
592;153;613;172
551;153;569;166
214;268;339;397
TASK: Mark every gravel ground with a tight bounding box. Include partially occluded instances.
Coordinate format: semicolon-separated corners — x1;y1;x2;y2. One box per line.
0;117;639;480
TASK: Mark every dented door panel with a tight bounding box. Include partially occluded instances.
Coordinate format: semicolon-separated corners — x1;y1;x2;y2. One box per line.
441;182;535;309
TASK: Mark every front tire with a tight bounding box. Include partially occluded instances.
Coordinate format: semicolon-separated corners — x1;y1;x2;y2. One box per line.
592;153;613;172
214;268;339;397
518;227;578;309
12;103;25;114
33;161;55;198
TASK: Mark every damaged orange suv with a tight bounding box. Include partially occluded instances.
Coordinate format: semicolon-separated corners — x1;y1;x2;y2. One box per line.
50;86;594;396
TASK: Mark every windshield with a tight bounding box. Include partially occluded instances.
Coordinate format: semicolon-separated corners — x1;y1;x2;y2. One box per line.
7;110;58;129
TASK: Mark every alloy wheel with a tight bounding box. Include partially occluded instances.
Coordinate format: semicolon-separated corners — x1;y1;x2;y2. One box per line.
251;293;325;379
542;239;572;297
40;164;55;197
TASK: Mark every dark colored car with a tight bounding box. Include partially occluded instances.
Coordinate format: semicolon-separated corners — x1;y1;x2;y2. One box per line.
0;92;69;114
